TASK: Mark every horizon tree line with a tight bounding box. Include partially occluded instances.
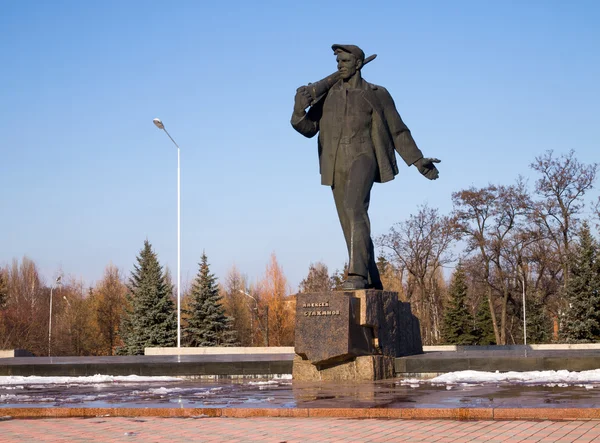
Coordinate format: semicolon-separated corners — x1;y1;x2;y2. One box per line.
1;149;599;352
0;244;296;355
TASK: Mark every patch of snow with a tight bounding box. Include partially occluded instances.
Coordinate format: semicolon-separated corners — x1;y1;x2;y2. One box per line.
147;387;171;395
242;396;274;403
0;374;181;386
399;369;600;387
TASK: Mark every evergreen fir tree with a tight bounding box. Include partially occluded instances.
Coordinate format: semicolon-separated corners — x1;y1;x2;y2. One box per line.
441;263;477;345
561;222;600;343
183;252;237;346
525;295;552;344
473;299;496;345
118;240;177;355
299;262;332;293
330;263;349;291
376;255;390;275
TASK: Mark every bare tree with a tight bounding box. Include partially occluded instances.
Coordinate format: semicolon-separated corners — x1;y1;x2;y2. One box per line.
0;267;9;349
53;278;99;356
221;265;253;346
0;268;7;309
89;265;128;355
488;182;532;344
530;150;597;287
377;205;456;344
453;180;540;344
3;257;46;354
452;185;504;344
256;253;295;346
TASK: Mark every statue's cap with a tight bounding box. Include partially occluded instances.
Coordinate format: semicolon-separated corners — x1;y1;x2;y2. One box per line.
331;44;365;62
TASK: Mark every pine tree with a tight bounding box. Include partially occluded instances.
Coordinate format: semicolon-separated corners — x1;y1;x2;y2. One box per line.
376;255;390;275
118;240;177;355
561;223;600;343
441;263;477;345
525;295;552;344
183;252;237;347
330;263;349;291
473;299;496;345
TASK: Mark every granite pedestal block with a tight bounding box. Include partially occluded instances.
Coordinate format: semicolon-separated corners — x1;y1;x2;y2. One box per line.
292;354;394;381
294;290;422;381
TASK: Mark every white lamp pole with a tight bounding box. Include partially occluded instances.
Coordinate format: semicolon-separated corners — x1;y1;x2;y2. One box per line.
153;118;181;348
239;289;258;346
518;261;528;346
48;275;62;356
521;276;527;346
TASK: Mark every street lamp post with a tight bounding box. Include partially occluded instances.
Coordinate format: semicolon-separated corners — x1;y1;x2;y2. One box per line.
239;289;268;347
239;289;258;346
48;275;62;356
153;118;181;348
62;295;72;350
521;275;527;346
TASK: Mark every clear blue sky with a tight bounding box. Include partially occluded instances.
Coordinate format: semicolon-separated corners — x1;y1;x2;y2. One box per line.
1;0;599;291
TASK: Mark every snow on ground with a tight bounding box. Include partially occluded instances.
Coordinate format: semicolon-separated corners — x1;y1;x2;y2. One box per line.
248;375;292;386
399;369;600;388
0;374;181;386
1;370;600;388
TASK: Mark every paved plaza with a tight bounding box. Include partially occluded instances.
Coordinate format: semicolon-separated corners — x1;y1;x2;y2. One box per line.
3;350;600;441
2;417;600;442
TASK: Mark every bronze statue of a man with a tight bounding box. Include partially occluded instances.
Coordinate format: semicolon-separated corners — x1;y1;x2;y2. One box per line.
291;44;440;290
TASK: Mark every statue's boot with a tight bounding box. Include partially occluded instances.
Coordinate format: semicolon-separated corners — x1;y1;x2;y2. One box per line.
342;275;368;290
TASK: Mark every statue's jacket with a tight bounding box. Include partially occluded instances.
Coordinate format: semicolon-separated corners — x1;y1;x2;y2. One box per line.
291;78;423;186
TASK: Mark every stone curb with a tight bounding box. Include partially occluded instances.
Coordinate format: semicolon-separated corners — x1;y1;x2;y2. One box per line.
2;408;600;420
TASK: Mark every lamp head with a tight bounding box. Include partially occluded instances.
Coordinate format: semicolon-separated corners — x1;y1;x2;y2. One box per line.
153;118;165;130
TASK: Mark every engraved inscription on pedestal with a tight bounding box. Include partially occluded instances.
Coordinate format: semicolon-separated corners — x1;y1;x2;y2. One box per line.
301;300;341;317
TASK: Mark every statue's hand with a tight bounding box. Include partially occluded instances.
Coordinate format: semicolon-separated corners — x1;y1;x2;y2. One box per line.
294;86;312;115
414;157;441;180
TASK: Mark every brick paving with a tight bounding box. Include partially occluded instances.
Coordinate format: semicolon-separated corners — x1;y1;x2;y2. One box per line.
2;417;600;442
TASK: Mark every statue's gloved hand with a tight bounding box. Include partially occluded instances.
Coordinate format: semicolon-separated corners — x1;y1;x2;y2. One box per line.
294;86;312;115
414;157;441;180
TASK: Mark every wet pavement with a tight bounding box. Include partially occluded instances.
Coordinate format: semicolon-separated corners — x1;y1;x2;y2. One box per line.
2;377;600;410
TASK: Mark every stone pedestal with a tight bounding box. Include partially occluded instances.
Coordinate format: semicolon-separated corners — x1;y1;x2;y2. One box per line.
292;355;394;381
293;290;422;381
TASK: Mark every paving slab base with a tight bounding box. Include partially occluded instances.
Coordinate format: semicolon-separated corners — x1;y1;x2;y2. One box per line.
4;417;600;443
